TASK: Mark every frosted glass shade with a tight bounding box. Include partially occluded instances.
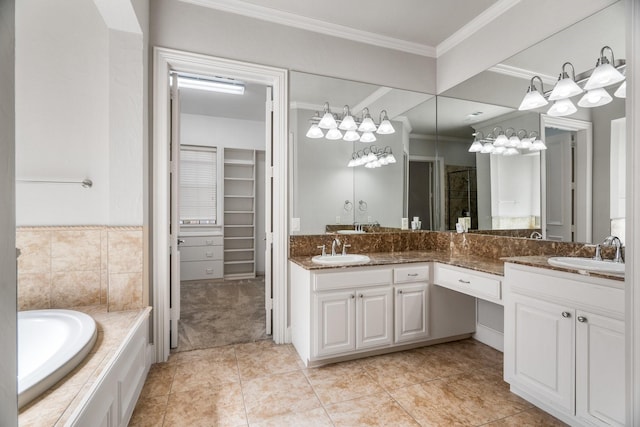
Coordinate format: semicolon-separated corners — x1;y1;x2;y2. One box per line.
508;136;520;148
343;130;360;141
518;89;548;110
530;139;547;151
480;142;495;154
614;81;626;99
359;132;377;143
493;146;506;155
518;138;533;150
547;99;577;117
376;119;395;134
584;63;625;90
318;112;337;129
339;115;357;131
578;88;612;108
306;124;324;139
386;153;397;164
325;128;343;140
549;77;583;101
503;147;519;156
358;117;377;132
493;134;508;147
468;141;483;152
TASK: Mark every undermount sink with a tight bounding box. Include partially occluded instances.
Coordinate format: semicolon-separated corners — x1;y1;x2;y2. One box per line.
335;229;366;235
548;257;625;274
312;254;371;265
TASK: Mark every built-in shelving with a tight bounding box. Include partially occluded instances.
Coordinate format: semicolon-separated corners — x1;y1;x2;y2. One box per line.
223;148;256;279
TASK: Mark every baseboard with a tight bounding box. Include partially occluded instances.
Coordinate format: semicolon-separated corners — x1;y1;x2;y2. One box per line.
473;323;504;352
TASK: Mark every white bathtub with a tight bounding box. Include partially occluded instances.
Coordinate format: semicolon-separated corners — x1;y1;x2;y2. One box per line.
18;309;97;408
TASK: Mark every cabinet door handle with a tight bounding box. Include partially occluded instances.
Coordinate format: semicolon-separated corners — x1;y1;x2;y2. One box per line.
577;316;587;323
458;279;470;284
408;273;419;277
562;311;571;318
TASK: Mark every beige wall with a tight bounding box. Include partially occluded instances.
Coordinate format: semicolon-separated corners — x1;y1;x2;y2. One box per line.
17;227;144;312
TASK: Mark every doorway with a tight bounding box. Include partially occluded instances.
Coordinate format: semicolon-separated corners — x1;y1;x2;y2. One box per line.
153;48;288;363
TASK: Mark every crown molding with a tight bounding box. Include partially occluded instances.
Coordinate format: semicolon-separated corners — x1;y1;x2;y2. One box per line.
489;63;557;86
437;0;521;56
180;0;437;57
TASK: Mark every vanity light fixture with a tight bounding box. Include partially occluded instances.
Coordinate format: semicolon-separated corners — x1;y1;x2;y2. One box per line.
578;87;613;108
347;146;396;168
306;102;396;142
584;46;625;90
549;62;583;100
468;129;546;155
518;76;548;111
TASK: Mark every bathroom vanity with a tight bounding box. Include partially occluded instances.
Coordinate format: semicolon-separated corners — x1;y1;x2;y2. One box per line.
503;262;625;427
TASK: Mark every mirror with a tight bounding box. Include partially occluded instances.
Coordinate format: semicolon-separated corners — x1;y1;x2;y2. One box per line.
437;0;626;243
290;71;435;234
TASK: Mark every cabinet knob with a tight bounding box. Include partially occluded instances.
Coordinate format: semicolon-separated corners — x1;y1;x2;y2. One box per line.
398;290;403;294
577;316;587;323
351;294;355;299
562;311;571;318
359;294;364;298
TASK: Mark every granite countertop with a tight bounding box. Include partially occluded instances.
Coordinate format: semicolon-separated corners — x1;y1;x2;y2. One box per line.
290;251;625;282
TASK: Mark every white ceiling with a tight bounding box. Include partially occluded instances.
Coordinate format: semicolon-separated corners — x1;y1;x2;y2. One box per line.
179;1;625;140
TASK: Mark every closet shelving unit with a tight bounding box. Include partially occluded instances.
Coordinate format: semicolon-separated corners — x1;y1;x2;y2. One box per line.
223;148;256;279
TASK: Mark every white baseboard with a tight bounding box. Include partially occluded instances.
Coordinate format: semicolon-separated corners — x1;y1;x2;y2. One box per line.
473;323;504;352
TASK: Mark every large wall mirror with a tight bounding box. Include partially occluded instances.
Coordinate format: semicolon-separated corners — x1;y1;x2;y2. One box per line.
437;0;626;244
289;72;436;235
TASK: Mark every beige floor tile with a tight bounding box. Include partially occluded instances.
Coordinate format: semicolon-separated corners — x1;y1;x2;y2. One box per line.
487;407;569;426
139;363;177;399
163;383;247;427
171;357;240;393
128;395;168;427
172;345;237;364
249;406;333;427
304;362;385;405
242;370;322;424
361;349;442;390
235;342;303;381
325;392;419;427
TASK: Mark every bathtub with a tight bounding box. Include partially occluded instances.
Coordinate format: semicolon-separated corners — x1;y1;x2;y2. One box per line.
18;309;97;408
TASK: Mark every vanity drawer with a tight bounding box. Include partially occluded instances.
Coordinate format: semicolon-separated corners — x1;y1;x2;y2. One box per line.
178;235;223;247
179;245;223;262
314;268;392;291
394;265;429;283
434;264;502;303
180;260;224;281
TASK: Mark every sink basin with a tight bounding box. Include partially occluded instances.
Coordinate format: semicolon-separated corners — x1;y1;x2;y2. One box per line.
548;257;625;274
335;229;365;235
312;254;371;265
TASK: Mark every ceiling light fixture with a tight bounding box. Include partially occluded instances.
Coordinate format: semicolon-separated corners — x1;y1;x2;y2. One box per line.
175;73;245;95
306;102;396;142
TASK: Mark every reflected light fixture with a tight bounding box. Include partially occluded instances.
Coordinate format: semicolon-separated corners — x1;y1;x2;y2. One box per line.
614;81;627;98
175;73;245;95
306;123;324;139
518;76;548;110
347;146;396;168
318;102;338;129
338;106;357;131
358;108;378;132
468;129;545;155
578;87;613;108
549;62;583;100
325;128;343;140
305;102;396;142
360;132;377;143
376;110;395;134
493;127;509;147
584;46;625;90
547;98;577;117
468;132;484;153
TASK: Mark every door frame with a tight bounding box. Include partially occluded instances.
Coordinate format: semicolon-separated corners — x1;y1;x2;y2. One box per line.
152;47;288;362
540;115;592;243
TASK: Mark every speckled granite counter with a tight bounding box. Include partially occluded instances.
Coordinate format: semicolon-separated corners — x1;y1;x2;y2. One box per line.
18;305;151;427
290;250;505;276
290;251;625;282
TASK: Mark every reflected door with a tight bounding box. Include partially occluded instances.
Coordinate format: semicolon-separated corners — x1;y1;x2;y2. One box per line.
546;131;574;241
408;160;434;230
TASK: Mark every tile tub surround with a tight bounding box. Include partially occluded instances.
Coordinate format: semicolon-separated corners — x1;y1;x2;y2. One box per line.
17;226;144;312
18;306;149;426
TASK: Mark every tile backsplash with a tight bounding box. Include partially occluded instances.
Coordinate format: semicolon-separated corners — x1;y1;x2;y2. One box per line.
17;226;144;312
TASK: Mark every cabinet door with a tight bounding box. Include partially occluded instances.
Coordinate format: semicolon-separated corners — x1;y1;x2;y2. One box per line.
576;311;625;427
508;294;574;415
315;290;356;357
394;283;429;343
356;287;393;350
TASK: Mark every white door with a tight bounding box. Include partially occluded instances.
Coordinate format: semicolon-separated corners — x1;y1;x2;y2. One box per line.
545;131;574;241
509;294;574;415
315;291;356;357
169;75;181;349
264;86;273;335
576;311;625;426
356;287;393;349
394;283;429;343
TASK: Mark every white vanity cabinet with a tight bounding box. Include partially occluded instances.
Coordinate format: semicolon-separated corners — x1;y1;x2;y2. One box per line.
504;263;625;427
394;265;429;343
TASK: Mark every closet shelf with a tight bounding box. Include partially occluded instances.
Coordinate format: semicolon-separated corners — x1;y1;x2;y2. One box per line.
224;177;254;181
224;248;254;253
224;160;254;166
224;260;255;265
224;195;254;199
224;210;255;214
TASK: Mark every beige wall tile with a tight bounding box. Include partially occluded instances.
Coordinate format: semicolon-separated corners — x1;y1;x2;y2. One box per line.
108;272;143;311
100;229;108;271
51;230;101;272
17;272;51;310
16;230;51;274
108;230;143;274
100;269;108;305
51;270;101;307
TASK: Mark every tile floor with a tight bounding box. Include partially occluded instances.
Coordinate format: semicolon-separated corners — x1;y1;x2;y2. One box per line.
130;339;566;426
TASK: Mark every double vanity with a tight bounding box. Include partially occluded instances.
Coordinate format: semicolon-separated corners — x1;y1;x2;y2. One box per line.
289;231;625;427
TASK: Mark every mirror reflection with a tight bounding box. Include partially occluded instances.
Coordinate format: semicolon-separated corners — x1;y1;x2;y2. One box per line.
289;72;435;234
439;0;626;243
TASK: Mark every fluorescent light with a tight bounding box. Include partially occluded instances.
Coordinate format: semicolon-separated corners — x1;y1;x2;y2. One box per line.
176;75;245;95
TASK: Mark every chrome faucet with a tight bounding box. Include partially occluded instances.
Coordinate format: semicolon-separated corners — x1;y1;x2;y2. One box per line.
331;238;341;256
602;235;624;263
593;244;602;261
530;231;542;239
